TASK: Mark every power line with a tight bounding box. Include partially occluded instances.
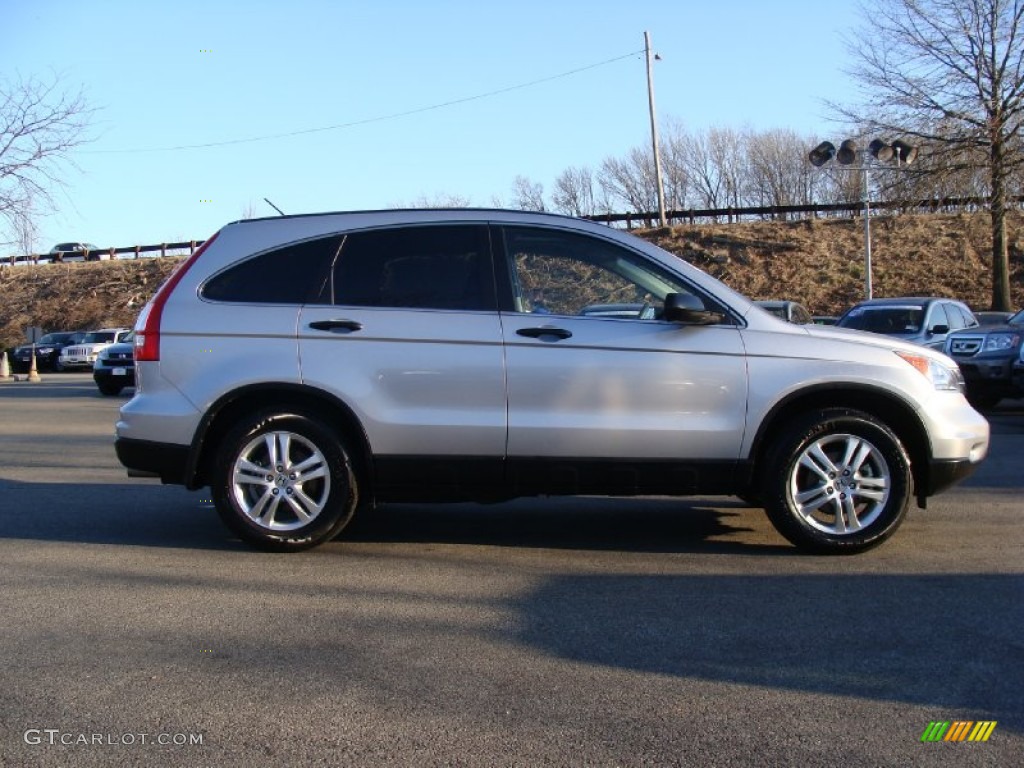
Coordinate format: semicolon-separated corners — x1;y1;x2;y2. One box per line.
86;50;644;154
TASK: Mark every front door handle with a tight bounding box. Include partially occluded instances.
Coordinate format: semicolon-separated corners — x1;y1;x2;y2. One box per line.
516;326;572;340
308;319;363;333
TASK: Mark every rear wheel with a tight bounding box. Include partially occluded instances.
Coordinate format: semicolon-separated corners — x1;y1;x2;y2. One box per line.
761;408;911;554
211;410;359;551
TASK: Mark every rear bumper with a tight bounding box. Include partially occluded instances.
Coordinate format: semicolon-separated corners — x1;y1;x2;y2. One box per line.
94;367;136;385
115;437;189;485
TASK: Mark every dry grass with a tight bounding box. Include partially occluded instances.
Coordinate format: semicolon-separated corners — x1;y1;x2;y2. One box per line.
1;211;1022;349
643;210;1023;315
0;257;183;349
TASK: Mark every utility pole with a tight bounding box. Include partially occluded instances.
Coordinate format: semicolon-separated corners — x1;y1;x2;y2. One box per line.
645;31;667;227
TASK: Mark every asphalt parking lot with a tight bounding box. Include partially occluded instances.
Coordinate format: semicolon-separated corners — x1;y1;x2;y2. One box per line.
0;374;1021;767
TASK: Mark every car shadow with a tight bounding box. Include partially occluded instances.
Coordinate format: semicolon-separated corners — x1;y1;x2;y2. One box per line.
0;476;789;554
346;496;792;555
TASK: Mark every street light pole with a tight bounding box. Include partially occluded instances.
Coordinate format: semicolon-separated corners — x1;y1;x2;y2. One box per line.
808;138;917;301
861;163;872;299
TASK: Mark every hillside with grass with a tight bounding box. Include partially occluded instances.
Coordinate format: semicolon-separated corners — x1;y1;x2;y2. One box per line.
1;210;1022;351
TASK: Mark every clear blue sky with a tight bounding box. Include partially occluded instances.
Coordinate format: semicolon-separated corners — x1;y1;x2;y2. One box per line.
3;0;861;253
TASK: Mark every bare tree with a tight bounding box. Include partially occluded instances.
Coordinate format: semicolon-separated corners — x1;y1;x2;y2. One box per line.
0;74;94;235
13;203;39;264
598;147;660;221
510;175;546;211
743;128;818;216
659;119;691;211
835;0;1024;310
683;126;746;216
551;166;597;217
397;193;472;208
241;199;259;219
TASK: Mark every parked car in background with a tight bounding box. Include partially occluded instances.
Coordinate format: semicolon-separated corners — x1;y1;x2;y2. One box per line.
836;297;978;350
754;300;813;324
58;328;131;370
11;331;85;372
975;310;1015;326
944;309;1024;409
49;242;102;262
93;332;135;396
115;208;988;556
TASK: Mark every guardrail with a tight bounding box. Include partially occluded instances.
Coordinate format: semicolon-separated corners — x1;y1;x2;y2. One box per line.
585;194;1016;229
6;240;206;266
4;194;1015;264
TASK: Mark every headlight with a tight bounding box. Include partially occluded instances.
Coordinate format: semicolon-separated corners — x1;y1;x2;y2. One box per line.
36;347;53;354
895;351;965;393
983;333;1020;352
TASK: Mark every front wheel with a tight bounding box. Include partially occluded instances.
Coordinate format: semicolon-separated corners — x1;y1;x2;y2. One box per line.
211;410;359;552
761;408;912;554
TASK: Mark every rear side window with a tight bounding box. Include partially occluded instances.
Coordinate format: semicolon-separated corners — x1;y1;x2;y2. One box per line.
331;225;494;310
201;236;339;304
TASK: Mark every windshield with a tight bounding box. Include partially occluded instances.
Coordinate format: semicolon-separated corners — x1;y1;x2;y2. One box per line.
81;331;117;344
1010;310;1024;326
838;306;925;334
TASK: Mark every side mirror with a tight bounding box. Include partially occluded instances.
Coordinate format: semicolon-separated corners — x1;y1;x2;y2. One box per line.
663;293;722;325
929;324;949;335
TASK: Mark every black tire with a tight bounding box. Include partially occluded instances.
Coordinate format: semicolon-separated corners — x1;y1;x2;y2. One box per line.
760;408;911;554
211;410;359;552
97;382;123;396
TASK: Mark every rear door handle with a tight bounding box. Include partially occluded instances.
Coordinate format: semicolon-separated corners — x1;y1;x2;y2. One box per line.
308;319;363;333
516;326;572;340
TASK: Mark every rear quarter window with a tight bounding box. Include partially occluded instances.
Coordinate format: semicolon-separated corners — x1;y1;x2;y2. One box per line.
201;236;339;304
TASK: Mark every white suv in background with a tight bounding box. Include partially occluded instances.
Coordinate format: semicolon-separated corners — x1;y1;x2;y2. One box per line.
59;328;131;370
115;209;989;554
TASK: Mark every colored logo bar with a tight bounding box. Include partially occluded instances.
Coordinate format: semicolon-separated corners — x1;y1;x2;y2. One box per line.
921;721;997;742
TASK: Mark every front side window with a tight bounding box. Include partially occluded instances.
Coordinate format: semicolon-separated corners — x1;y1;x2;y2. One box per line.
501;226;707;320
331;225;494;310
944;303;969;330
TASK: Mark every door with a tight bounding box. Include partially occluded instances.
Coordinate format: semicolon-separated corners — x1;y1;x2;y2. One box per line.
496;225;749;494
298;224;507;495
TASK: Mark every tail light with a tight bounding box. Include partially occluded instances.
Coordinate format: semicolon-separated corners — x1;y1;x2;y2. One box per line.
134;232;220;362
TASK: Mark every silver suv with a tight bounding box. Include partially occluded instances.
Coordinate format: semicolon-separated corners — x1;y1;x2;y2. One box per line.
115;210;989;554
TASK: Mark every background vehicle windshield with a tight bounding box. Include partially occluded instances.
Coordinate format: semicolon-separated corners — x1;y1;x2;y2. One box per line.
839;306;925;334
81;331;117;343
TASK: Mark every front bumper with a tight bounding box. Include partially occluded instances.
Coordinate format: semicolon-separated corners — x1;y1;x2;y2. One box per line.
953;354;1023;396
60;356;98;369
923;458;979;497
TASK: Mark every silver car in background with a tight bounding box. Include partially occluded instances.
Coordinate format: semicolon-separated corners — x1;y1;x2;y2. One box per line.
115;209;989;554
836;297;979;350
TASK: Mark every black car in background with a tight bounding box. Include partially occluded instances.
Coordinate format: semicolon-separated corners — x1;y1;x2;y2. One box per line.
11;331;85;372
944;309;1024;408
48;242;101;262
92;333;135;396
